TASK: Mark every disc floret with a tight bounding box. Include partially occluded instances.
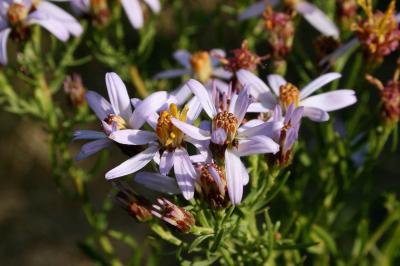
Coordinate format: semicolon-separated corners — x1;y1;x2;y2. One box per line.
156;103;188;149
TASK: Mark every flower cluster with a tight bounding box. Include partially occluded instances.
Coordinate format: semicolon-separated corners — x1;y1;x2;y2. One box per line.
214;40;266;73
74;68;357;231
0;0;162;65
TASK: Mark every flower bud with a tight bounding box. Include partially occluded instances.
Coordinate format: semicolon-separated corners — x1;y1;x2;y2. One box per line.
152;198;195;233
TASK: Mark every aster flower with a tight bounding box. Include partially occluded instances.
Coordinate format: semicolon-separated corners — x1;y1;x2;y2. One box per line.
239;0;339;38
153;49;232;84
70;0;160;28
237;69;357;122
269;104;303;166
0;0;83;65
74;72;170;160
105;97;204;200
170;79;281;204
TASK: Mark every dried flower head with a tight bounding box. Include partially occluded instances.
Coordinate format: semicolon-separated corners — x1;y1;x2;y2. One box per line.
64;74;87;108
263;6;295;60
353;0;400;65
152;198;195;233
366;64;400;123
112;182;152;222
215;40;267;73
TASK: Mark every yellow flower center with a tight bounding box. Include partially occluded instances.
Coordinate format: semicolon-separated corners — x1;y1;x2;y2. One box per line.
156;104;188;149
7;3;28;25
104;114;127;130
212;111;238;143
190;51;213;83
279;83;300;111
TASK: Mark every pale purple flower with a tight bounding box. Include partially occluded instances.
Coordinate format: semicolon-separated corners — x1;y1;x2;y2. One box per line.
74;72;169;161
271;104;303;155
104;96;204;200
0;0;83;64
70;0;160;29
239;0;339;38
237;69;357;122
153;49;232;83
170;79;281;204
135;171;181;195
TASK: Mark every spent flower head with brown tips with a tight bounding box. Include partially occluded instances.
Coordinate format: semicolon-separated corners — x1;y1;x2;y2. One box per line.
214;40;267;73
353;0;400;65
263;6;295;60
